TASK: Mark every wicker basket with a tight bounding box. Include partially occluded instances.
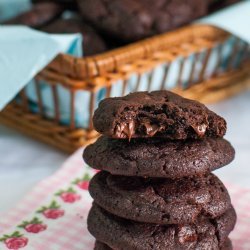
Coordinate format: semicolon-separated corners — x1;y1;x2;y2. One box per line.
0;24;250;153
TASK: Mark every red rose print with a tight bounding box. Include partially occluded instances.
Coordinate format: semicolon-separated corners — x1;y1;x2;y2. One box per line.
5;237;28;249
55;187;81;203
77;181;89;190
72;173;91;190
43;208;64;219
37;201;65;219
0;231;28;250
60;192;81;203
18;217;47;234
25;224;47;233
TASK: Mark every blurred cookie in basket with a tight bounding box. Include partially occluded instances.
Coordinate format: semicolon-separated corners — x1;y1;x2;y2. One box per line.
41;17;108;56
2;3;64;28
77;0;153;42
143;0;208;34
76;0;208;42
208;0;242;12
32;0;78;10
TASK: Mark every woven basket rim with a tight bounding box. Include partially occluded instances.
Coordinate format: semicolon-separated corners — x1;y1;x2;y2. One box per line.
42;24;230;81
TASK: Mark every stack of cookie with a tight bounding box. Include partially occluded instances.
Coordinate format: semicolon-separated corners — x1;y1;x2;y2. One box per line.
84;91;236;250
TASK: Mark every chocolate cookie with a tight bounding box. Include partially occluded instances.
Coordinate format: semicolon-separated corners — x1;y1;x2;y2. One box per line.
3;3;63;28
77;0;208;42
83;136;234;178
93;91;227;140
88;204;236;250
89;171;231;225
94;238;233;250
41;17;107;56
94;241;112;250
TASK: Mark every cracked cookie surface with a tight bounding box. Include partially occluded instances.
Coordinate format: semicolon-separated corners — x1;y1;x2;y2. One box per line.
83;136;235;178
89;171;231;225
94;239;233;250
88;204;236;250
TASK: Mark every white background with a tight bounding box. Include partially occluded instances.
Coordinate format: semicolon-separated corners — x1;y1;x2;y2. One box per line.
0;91;250;213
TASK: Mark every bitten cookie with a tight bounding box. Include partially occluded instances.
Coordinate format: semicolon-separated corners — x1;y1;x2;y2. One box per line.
3;3;63;28
88;204;236;250
83;136;235;178
41;17;107;56
93;91;227;140
89;171;231;225
77;0;208;42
